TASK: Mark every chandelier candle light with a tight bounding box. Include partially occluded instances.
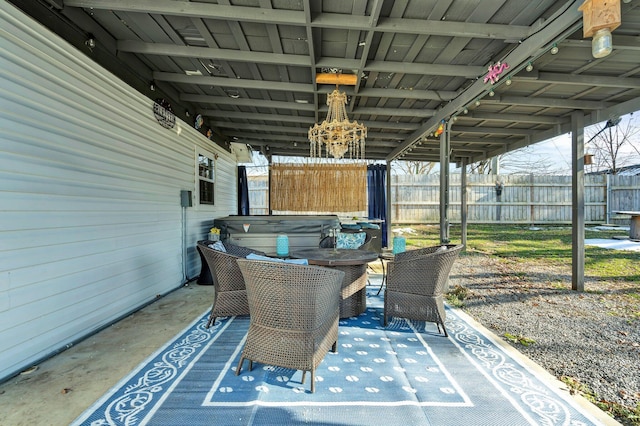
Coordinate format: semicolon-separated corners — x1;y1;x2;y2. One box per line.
309;74;367;160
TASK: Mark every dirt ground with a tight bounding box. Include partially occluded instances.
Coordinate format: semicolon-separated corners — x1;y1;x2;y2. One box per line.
449;252;640;425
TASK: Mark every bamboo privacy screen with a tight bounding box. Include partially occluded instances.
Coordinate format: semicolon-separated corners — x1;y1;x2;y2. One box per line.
270;163;367;212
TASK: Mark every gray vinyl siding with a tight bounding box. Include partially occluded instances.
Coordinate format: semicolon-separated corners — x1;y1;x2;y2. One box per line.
0;3;237;381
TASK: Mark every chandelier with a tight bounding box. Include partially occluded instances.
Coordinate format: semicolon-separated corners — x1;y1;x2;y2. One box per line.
308;87;367;159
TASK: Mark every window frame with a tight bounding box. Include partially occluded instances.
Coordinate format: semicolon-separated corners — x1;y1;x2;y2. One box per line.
196;149;216;206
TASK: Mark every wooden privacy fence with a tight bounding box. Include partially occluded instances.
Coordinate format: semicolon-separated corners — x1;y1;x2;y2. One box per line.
248;174;640;225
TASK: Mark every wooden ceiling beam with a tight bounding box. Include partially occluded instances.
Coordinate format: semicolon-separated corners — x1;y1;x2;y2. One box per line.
315;73;358;86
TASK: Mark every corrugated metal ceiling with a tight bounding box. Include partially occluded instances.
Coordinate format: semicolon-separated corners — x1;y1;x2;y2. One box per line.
12;0;640;163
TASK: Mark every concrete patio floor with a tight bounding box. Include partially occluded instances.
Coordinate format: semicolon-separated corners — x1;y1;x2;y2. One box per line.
0;273;620;425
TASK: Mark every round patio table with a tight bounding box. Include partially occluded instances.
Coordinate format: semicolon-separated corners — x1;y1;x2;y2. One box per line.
292;248;379;318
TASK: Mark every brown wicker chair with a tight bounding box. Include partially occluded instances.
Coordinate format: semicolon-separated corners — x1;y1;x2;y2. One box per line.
197;241;266;328
383;244;463;336
235;259;345;393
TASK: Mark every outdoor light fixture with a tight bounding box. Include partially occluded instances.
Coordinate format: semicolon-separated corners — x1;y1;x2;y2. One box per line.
525;62;534;72
149;81;156;91
584;117;621;166
579;0;622;58
489;89;495;97
505;77;512;86
85;35;96;49
308;73;366;159
550;43;559;55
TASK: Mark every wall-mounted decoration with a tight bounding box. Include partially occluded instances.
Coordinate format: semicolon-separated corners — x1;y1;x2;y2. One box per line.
153;98;175;129
483;61;509;84
194;114;203;129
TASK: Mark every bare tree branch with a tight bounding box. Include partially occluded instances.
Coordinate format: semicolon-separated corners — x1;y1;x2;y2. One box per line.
587;115;640;174
392;160;436;175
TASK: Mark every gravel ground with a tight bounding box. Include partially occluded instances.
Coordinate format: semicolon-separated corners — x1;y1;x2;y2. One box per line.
448;253;640;424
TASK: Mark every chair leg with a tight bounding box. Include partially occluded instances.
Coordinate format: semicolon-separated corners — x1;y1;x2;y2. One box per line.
301;370;306;384
331;340;337;352
206;309;216;329
235;356;244;376
439;322;449;337
310;370;315;393
376;258;386;295
383;304;388;326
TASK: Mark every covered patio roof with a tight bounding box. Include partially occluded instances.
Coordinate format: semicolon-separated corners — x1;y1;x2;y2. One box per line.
12;0;640;163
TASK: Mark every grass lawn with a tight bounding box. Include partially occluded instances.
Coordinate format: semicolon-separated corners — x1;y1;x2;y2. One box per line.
400;224;640;288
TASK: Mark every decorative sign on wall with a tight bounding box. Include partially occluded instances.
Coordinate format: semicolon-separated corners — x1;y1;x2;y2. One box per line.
483;61;509;84
153;98;176;129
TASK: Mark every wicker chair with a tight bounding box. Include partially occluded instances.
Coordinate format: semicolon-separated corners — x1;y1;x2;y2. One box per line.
383;244;463;336
235;259;345;393
197;241;267;328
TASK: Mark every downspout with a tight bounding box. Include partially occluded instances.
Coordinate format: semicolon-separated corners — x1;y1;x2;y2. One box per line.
182;204;187;282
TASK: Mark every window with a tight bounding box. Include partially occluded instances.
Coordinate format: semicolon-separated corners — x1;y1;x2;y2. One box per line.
198;152;215;205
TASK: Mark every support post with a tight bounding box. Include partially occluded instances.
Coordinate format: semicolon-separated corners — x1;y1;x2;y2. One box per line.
386;160;392;247
461;158;468;250
268;159;273;215
439;121;451;244
606;173;611;224
571;111;585;292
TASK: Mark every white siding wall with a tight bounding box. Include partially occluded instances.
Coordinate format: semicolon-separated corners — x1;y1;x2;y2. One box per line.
0;3;237;381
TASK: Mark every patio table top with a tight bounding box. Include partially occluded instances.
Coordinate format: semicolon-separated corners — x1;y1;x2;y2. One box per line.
291;248;379;266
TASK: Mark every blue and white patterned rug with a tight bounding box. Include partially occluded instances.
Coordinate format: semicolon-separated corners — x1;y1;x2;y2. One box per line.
72;286;604;426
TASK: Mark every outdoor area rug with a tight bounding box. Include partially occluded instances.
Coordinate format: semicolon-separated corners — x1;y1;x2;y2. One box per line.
72;286;604;426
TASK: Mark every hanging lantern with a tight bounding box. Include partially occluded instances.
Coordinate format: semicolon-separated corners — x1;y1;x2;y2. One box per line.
578;0;622;58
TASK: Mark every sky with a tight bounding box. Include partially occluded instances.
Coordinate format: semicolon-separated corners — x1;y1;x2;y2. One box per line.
498;112;640;175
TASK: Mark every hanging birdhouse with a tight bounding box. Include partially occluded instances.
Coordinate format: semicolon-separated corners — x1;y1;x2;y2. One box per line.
579;0;621;58
584;153;594;165
579;0;621;38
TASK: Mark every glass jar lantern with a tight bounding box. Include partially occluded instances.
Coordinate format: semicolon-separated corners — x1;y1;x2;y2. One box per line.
392;235;406;254
276;234;289;257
